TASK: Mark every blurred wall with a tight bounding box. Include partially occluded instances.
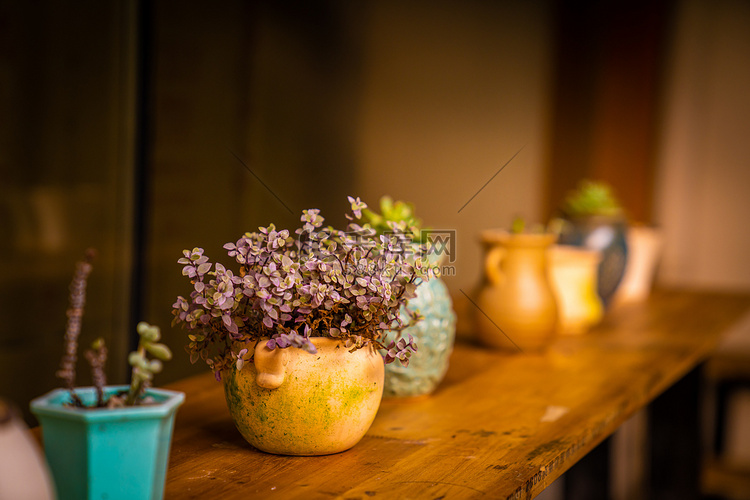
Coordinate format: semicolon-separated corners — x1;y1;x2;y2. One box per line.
0;1;137;423
655;0;750;290
145;0;362;381
355;0;553;301
544;0;673;225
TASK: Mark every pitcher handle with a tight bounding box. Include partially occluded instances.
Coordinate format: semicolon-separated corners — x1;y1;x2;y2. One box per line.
254;341;289;389
485;247;505;285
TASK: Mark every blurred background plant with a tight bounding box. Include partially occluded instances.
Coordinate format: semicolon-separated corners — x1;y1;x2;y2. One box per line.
361;196;428;243
559;180;624;219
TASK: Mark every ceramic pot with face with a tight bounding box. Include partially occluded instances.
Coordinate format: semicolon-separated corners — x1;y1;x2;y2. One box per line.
223;337;384;456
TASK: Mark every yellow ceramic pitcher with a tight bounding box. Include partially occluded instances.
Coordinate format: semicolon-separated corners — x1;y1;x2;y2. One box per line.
475;230;558;352
547;245;604;334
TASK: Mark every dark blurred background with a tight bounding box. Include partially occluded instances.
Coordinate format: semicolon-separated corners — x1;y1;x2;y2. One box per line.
1;1;749;495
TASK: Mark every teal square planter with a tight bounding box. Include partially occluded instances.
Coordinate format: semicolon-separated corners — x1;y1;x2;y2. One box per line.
30;386;184;500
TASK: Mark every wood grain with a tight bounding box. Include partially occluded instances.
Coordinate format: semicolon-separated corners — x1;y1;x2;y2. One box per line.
162;289;750;499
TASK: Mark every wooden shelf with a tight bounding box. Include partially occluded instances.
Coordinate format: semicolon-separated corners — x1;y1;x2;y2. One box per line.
159;289;750;499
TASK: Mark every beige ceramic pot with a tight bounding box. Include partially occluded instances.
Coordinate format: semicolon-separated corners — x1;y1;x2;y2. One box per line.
223;337;384;456
547;245;604;334
0;399;56;500
612;225;663;305
475;230;558;352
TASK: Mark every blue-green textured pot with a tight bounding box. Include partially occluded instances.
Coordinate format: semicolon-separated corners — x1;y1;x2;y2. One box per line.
30;386;184;500
384;276;457;397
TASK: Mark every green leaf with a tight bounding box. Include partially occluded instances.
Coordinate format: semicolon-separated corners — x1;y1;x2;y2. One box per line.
145;342;173;361
137;321;160;341
128;352;142;366
148;359;163;373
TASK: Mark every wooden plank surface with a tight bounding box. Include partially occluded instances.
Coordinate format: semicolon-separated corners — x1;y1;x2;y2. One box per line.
162;289;750;499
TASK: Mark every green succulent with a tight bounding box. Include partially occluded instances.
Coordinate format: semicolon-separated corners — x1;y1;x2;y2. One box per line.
361;196;427;243
125;322;172;406
561;180;623;218
510;216;547;234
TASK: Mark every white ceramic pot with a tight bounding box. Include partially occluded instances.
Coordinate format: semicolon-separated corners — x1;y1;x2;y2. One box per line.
0;399;56;500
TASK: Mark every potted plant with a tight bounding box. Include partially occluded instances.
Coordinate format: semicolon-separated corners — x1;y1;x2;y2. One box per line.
30;250;183;500
172;196;433;455
554;180;629;307
361;196;456;398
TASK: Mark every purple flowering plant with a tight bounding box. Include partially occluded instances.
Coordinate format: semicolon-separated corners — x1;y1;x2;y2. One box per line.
172;197;433;380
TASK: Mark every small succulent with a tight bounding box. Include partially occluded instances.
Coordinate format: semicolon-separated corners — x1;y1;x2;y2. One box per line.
172;196;435;380
560;180;623;218
124;323;172;406
57;250;171;408
361;196;427;243
509;216;547;234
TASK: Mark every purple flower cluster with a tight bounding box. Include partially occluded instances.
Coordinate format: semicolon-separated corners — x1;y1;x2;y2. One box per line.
172;197;433;379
